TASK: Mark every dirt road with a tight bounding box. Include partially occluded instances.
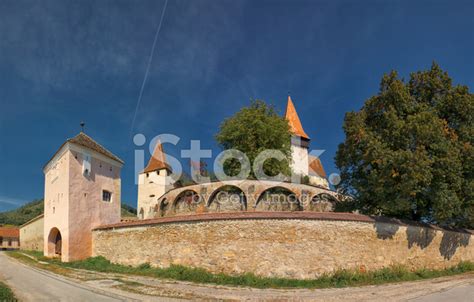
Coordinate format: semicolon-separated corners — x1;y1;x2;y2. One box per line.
1;252;474;301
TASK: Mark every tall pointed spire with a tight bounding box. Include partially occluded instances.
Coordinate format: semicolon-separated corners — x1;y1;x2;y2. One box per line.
285;95;310;140
143;140;171;173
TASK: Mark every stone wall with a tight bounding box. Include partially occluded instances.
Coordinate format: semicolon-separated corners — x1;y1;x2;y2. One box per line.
92;212;474;279
20;215;44;251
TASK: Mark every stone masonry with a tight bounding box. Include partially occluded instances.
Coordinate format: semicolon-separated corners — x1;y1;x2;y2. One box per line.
92;212;474;279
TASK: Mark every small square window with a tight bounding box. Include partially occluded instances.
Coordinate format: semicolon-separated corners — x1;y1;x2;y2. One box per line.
102;190;112;202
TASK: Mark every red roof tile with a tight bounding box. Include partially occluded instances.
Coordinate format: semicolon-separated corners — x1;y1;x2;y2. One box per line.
0;227;19;238
44;132;124;170
308;155;326;178
285;96;310;140
143;140;171;173
68;132;124;164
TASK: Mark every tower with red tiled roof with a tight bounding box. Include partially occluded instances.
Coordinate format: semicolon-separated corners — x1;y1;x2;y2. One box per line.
285;95;329;188
43;131;123;261
137;141;174;219
285;95;311;176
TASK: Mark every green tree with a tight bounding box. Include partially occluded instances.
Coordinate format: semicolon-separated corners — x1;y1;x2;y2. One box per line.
216;100;292;179
335;63;474;228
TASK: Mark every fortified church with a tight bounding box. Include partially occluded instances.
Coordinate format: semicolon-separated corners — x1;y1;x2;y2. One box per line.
136;96;331;219
38;96;335;261
18;95;474;282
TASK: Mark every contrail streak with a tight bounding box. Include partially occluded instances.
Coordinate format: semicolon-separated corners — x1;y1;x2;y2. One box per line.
130;0;169;135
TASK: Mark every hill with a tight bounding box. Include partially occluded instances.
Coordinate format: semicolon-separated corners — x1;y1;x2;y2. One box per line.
0;199;137;226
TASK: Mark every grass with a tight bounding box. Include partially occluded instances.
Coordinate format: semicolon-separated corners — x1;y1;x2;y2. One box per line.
9;250;474;289
0;281;16;301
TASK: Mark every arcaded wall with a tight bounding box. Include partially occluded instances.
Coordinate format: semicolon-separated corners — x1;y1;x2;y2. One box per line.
20;215;44;251
92;212;474;279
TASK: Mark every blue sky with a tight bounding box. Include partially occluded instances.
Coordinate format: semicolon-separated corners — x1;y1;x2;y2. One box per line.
1;0;473;211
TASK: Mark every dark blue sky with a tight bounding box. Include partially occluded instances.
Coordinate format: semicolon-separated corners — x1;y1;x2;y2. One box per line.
1;0;473;211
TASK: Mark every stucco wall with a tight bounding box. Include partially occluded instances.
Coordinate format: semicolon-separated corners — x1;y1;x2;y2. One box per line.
44;143;122;262
137;170;172;219
290;144;309;176
20;215;44;251
67;147;121;261
44;146;70;260
92;213;474;279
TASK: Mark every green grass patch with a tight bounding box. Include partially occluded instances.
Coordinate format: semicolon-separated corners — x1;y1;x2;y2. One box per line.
10;251;474;289
0;281;16;301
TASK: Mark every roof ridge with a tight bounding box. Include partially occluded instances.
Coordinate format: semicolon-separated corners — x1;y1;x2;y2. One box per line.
69;132;124;164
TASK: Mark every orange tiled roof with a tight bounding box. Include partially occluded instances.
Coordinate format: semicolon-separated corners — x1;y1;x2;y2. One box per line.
68;132;124;164
143;140;171;173
308;155;326;178
285;95;310;140
0;227;19;238
44;132;124;170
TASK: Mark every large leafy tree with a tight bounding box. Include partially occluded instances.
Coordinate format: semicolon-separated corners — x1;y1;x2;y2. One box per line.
336;63;474;228
216;100;292;178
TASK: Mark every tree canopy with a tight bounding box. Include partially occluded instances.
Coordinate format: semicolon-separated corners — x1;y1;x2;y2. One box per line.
336;63;474;228
215;100;292;179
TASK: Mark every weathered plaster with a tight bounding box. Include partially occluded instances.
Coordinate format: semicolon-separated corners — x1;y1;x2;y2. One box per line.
20;215;44;251
44;143;122;261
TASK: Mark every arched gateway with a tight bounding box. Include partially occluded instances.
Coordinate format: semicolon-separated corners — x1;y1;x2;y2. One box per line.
47;227;62;256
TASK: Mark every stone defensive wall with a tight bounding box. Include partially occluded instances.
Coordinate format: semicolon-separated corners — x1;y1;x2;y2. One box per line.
92;212;474;279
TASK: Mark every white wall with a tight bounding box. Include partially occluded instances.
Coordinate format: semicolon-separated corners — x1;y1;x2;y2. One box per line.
137;169;172;219
290;145;309;176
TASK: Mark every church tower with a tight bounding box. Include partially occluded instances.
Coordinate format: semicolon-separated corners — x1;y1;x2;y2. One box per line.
285;95;329;188
137;141;173;219
43;132;123;261
285;95;310;176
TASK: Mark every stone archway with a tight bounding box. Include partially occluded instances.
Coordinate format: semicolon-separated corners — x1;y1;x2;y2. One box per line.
172;190;203;215
207;185;247;212
47;227;62;257
255;187;302;211
309;193;338;212
158;198;169;217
